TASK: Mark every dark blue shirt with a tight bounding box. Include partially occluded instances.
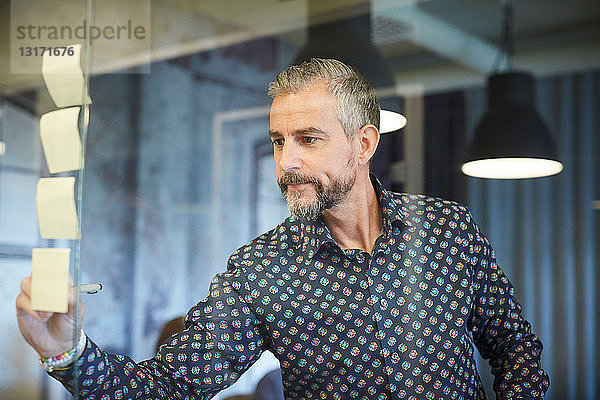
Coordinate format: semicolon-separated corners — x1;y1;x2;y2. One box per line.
54;177;549;399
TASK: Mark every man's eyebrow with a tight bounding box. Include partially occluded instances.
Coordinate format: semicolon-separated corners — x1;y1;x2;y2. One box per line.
293;127;327;137
268;127;327;138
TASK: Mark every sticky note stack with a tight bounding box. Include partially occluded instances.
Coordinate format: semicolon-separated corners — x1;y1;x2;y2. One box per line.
31;44;91;313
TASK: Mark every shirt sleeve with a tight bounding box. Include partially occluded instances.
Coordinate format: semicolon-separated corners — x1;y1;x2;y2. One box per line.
466;213;550;399
50;267;267;399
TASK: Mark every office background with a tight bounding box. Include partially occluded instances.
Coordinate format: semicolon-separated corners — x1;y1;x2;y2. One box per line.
0;1;598;399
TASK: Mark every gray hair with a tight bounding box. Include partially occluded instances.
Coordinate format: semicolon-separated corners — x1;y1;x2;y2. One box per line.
267;58;380;141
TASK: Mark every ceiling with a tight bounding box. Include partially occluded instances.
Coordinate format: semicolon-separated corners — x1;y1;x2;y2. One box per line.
1;0;599;97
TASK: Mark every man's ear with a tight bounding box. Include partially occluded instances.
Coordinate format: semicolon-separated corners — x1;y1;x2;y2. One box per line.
356;124;380;166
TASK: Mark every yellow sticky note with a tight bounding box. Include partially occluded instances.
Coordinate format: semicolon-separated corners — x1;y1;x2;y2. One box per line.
31;248;70;313
42;44;92;108
39;107;84;174
36;177;79;240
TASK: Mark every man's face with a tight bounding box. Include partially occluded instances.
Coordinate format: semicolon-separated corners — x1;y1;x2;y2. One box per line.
269;82;358;219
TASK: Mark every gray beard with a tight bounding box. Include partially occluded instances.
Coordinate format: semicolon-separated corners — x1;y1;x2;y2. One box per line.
278;170;356;220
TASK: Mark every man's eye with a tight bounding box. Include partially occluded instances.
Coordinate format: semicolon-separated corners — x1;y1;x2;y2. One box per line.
272;138;284;146
302;137;318;144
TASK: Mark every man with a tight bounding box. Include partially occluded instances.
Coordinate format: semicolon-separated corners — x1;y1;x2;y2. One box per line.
16;58;549;399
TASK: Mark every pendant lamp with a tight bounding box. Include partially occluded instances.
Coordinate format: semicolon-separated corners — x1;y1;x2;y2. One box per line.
293;1;406;134
461;0;562;179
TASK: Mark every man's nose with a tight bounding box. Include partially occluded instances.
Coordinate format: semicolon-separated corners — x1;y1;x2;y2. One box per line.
278;141;302;172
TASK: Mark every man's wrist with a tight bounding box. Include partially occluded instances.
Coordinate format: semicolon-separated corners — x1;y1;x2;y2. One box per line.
39;330;87;372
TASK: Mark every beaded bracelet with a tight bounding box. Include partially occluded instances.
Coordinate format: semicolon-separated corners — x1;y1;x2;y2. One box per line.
39;330;86;372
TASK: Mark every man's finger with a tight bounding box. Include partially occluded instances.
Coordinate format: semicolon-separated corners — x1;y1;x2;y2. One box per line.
20;276;32;297
15;291;53;323
66;287;86;320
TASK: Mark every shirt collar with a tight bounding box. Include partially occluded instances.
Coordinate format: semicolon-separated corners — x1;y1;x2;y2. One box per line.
370;173;414;232
292;174;413;258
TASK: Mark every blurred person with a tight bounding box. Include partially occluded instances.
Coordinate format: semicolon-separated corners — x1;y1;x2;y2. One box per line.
252;369;284;400
155;316;186;353
16;58;549;399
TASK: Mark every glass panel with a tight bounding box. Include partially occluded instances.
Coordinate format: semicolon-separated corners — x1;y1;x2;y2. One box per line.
2;0;597;398
4;1;95;398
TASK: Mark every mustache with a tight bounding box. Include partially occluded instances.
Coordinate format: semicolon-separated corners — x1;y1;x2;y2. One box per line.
278;172;321;191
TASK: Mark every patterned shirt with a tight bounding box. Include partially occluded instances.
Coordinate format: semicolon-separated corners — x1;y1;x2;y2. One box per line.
53;177;549;399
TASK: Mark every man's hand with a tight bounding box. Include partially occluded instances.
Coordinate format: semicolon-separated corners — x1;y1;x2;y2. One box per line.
15;276;85;358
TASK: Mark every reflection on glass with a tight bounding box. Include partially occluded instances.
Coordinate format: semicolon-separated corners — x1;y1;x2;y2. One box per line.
1;1;598;399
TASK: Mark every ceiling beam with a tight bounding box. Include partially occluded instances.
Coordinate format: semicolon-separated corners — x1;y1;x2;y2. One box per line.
391;40;600;95
374;0;503;74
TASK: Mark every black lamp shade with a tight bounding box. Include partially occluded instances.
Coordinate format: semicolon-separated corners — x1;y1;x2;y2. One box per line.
463;72;563;178
293;14;395;90
292;2;406;134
